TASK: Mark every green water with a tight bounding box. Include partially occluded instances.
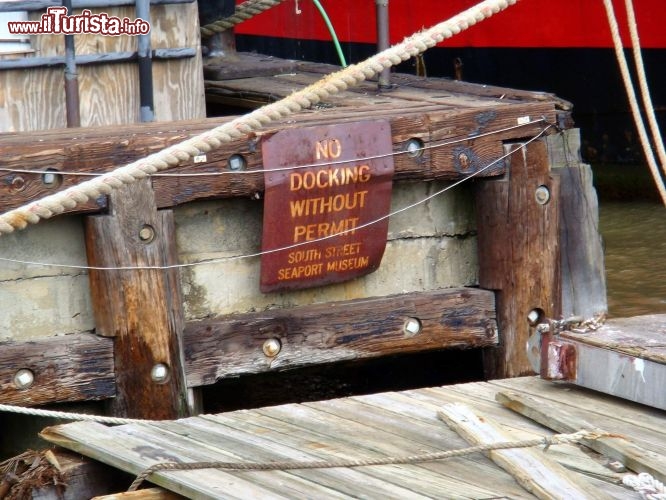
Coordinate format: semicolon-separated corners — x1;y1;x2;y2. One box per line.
599;201;666;318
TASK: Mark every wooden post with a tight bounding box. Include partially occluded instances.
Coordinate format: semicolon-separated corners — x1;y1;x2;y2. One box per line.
475;139;561;379
85;179;189;419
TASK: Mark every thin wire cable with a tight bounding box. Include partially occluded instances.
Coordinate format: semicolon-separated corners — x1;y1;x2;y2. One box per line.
0;120;545;179
0;125;552;272
624;0;666;180
601;0;666;206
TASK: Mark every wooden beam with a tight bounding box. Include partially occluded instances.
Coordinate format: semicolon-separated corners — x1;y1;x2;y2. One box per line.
0;333;114;407
496;390;666;484
475;139;561;378
84;180;188;419
437;403;601;499
184;287;497;387
0;102;557;215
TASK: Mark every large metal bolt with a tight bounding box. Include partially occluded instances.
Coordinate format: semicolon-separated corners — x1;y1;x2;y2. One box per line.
227;154;247;171
262;338;282;358
405;138;424;158
14;369;35;389
403;317;422;337
458;153;470;169
42;169;61;188
151;363;170;383
535;185;551;205
138;224;155;243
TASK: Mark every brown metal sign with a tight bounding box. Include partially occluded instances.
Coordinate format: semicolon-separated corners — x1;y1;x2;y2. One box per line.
260;120;394;292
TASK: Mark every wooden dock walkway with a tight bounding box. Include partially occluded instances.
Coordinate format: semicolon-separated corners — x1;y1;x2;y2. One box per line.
40;376;666;499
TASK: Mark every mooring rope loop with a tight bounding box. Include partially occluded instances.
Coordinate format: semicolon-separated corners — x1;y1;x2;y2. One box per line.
0;124;551;273
623;472;666;500
127;430;614;491
0;0;520;236
200;0;287;38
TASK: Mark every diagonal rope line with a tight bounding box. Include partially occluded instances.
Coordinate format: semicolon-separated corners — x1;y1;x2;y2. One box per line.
601;0;666;206
127;430;615;491
0;0;520;236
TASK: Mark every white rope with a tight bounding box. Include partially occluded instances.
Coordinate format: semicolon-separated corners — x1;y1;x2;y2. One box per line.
0;403;152;425
623;472;666;500
0;124;551;272
601;0;666;206
0;0;520;236
624;0;666;180
200;0;287;38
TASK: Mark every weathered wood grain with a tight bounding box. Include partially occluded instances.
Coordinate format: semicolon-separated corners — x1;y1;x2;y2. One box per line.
556;162;607;319
438;403;601;499
562;314;666;364
0;332;114;406
184;287;497;386
0;3;204;133
496;389;666;485
85;180;188;419
0;101;557;215
475;139;561;378
92;488;186;500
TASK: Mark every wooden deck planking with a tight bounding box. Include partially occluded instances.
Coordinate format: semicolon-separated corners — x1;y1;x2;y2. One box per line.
40;377;663;498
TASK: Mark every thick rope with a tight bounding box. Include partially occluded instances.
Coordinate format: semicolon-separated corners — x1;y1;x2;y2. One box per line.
0;0;519;236
624;0;666;181
0;403;151;426
601;0;666;206
200;0;287;38
623;472;666;500
127;430;612;491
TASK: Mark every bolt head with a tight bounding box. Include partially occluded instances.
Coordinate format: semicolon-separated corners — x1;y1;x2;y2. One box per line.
151;363;169;383
262;338;282;357
138;225;155;242
405;138;424;158
14;369;34;389
535;185;551;205
228;154;247;171
403;317;422;337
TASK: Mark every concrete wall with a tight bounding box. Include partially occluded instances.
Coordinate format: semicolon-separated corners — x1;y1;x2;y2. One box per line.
175;180;478;320
0;180;478;340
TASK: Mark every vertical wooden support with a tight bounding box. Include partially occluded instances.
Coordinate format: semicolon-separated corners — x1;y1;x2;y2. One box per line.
475;139;561;379
85;179;188;419
546;130;607;319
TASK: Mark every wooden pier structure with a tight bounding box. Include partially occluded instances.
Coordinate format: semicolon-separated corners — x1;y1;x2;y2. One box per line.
1;1;665;497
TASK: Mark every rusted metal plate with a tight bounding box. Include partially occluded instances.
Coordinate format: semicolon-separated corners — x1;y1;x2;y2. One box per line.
260;120;394;292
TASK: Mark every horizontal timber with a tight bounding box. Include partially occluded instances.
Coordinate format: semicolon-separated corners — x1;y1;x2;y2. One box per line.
183;287;498;387
0;288;496;406
0;48;196;71
0;101;557;215
0;333;115;406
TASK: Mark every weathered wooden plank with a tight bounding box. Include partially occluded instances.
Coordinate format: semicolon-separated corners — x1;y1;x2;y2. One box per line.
496;389;666;484
92;488;186;500
165;414;420;499
490;377;666;441
555;158;607;319
85;180;188;419
184;287;497;386
253;404;501;499
562;314;666;364
0;332;114;406
0;98;557;216
475;139;561;378
118;422;350;499
302;397;536;498
39;422;287;500
438;403;601;499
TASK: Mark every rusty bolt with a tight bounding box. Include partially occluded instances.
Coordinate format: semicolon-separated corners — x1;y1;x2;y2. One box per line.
138;225;155;243
10;176;26;193
458;153;470;168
